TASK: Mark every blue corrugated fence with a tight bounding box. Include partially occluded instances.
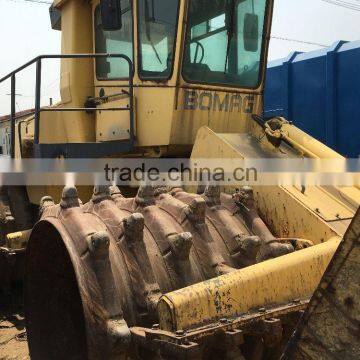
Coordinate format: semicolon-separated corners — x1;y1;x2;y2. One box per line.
264;40;360;158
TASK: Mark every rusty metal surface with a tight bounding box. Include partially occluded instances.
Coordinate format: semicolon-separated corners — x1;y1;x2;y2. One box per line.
282;207;360;360
132;301;307;359
24;184;296;359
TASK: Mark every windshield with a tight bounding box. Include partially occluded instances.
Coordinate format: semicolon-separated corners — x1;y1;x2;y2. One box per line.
138;0;180;79
183;0;267;88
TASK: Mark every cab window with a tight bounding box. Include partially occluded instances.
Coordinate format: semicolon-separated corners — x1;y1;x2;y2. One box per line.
183;0;267;88
137;0;180;79
94;0;133;79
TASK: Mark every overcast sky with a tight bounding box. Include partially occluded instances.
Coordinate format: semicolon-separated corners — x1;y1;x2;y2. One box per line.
0;0;360;115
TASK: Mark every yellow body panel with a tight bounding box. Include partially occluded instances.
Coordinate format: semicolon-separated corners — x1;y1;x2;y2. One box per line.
96;93;131;142
40;0;95;144
170;89;261;145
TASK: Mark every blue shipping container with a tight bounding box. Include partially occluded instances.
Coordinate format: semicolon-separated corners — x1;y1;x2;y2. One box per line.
264;40;360;158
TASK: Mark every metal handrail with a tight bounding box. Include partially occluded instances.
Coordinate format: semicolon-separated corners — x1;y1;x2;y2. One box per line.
0;53;134;158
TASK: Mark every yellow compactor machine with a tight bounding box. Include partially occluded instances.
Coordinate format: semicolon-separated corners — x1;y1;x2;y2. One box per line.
0;0;359;359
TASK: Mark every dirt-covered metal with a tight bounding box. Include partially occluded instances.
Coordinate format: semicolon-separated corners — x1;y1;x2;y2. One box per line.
25;184;295;359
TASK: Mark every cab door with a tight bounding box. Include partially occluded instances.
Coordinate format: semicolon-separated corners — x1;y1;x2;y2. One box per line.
93;0;134;142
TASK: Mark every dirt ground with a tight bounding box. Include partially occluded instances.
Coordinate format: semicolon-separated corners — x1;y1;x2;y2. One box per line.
0;287;29;360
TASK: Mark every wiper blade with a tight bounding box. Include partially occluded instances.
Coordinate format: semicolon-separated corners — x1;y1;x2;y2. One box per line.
145;0;162;64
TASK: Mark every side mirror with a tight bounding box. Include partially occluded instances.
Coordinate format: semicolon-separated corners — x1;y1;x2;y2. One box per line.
100;0;122;31
244;13;259;52
49;5;61;31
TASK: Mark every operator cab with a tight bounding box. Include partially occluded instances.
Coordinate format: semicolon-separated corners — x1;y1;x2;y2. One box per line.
94;0;266;87
89;0;268;153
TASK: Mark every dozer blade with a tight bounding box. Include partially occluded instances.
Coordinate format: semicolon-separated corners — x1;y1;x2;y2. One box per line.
282;208;360;359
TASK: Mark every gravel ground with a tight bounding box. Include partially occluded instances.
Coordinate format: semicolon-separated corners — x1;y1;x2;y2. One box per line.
0;288;29;360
